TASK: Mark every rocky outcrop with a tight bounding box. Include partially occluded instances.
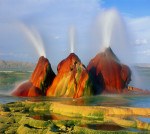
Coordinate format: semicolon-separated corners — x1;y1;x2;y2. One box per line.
11;56;56;97
30;56;56;94
11;81;42;97
87;47;131;93
46;53;94;98
127;86;150;95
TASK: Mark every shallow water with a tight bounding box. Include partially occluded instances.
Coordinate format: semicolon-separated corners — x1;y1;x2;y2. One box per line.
138;117;150;123
79;123;125;131
1;94;150;108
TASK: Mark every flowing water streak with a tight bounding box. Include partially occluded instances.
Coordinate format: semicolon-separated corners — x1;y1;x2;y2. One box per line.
19;23;46;57
70;26;75;53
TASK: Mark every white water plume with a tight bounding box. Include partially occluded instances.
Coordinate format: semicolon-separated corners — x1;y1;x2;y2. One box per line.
92;8;141;88
92;8;134;64
94;9;122;50
19;23;46;57
70;26;75;53
100;10;115;48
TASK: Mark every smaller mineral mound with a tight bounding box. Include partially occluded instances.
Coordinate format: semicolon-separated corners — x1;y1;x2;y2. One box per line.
11;81;42;97
11;56;56;97
46;53;94;98
87;47;131;94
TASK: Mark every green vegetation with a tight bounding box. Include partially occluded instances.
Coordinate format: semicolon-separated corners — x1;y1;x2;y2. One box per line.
0;60;35;71
0;101;150;133
40;64;53;95
0;71;32;91
75;63;82;85
83;76;94;96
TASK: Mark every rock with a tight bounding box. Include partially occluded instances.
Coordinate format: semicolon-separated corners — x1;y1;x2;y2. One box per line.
11;81;42;97
11;56;56;97
127;86;150;95
87;47;131;93
11;81;33;97
30;56;56;94
27;86;43;97
46;53;94;98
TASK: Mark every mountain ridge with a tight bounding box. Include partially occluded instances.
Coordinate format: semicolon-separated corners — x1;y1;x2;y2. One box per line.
0;60;35;71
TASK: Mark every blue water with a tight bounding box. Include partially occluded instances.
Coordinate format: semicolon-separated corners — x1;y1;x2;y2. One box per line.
128;96;150;108
138;117;150;123
0;94;26;104
1;93;150;108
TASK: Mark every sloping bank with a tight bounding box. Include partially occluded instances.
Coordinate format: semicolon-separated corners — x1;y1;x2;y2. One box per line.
0;101;150;133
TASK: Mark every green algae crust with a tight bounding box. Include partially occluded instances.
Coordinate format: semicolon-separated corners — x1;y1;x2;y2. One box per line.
0;101;150;133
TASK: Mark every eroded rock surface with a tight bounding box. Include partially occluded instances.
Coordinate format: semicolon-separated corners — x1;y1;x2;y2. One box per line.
11;56;56;97
87;47;131;93
46;53;94;98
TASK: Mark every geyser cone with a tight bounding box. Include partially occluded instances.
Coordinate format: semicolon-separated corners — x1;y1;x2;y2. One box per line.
46;53;94;98
87;47;131;93
11;56;56;97
30;56;56;92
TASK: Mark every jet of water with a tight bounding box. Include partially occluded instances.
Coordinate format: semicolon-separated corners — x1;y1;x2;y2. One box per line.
70;26;75;53
19;22;46;57
92;8;141;89
94;9;120;50
101;10;116;48
93;8;134;64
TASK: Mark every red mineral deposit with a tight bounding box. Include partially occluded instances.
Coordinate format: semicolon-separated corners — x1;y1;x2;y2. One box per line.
87;47;131;93
11;56;56;97
46;53;94;98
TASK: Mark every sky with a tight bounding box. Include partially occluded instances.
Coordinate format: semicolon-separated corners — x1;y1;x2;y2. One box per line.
0;0;150;65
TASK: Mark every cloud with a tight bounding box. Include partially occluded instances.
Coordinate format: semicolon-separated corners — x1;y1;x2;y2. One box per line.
126;16;150;41
124;15;150;63
55;36;60;39
137;49;150;56
135;39;148;45
143;50;150;55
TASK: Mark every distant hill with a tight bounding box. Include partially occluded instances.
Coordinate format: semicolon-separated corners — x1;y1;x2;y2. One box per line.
135;63;150;68
0;60;36;71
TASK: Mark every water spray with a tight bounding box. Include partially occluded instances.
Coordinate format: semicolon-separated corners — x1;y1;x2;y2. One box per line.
19;22;46;57
70;26;75;53
98;9;117;49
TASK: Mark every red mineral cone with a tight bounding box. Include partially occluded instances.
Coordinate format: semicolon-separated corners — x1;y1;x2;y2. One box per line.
11;56;56;97
46;53;94;98
87;47;131;93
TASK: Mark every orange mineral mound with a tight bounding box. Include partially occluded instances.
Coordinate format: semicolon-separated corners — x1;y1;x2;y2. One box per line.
46;53;94;98
11;56;56;97
87;47;131;93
